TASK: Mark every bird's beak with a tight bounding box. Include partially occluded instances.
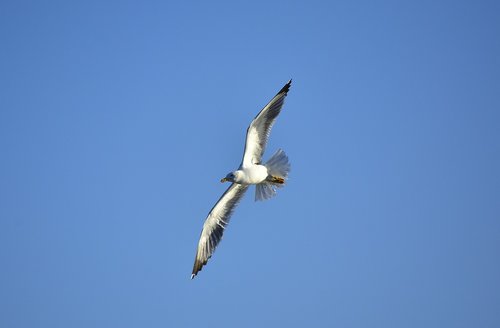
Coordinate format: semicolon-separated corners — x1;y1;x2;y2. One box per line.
220;178;227;183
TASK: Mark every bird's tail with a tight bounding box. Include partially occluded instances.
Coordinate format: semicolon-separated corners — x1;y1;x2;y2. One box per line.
255;149;290;201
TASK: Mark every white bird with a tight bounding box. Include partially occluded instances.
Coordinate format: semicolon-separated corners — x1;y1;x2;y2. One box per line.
191;80;292;279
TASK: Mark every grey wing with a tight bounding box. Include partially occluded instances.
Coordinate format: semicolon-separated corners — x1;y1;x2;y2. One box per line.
241;80;292;167
191;183;249;279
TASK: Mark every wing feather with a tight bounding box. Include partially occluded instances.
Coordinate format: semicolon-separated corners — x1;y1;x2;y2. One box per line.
241;80;292;166
191;183;249;278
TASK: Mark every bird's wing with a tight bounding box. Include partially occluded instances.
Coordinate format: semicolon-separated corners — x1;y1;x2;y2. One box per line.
241;80;292;167
191;183;249;279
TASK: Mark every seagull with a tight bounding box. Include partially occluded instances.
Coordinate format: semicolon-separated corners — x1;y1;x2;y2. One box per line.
191;80;292;279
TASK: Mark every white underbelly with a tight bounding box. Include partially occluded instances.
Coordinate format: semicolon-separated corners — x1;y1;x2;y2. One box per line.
239;165;268;184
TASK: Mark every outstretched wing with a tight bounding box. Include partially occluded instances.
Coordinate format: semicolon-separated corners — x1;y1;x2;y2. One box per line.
241;80;292;167
191;183;249;279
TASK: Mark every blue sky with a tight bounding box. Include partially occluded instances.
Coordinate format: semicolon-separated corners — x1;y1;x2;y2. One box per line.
1;1;499;327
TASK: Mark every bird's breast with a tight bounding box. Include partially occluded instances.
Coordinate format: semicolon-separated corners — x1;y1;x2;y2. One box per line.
238;165;268;185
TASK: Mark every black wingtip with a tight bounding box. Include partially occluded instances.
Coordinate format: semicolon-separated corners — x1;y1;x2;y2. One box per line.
191;263;201;279
277;79;292;95
191;257;208;279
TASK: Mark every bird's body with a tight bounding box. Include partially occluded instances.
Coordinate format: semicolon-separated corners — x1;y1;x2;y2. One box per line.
233;165;268;184
191;80;292;279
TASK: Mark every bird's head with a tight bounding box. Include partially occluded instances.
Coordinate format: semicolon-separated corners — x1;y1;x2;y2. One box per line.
220;171;237;183
220;172;235;183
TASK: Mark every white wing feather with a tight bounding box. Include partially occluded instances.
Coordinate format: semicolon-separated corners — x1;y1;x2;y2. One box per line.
241;80;292;167
191;183;249;278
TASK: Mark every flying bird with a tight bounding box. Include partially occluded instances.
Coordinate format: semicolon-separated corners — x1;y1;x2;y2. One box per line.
191;80;292;279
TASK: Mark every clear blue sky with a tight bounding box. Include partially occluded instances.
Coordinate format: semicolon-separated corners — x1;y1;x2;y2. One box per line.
1;1;499;327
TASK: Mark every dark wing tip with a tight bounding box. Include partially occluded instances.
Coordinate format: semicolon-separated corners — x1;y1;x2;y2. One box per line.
191;257;208;279
277;79;292;96
191;261;201;279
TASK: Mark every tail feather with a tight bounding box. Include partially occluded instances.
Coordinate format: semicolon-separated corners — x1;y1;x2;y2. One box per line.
255;183;276;201
265;149;290;180
255;149;290;202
